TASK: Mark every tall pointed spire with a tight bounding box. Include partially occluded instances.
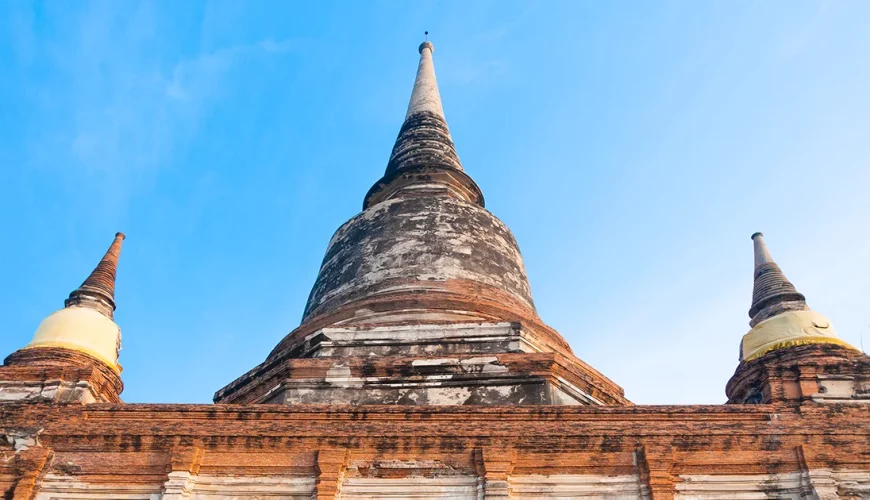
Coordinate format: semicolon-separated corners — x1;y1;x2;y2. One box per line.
748;232;807;326
405;41;446;120
65;232;126;320
364;39;482;209
383;40;464;177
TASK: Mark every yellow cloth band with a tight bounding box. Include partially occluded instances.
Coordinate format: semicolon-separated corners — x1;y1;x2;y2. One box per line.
741;310;857;362
26;307;122;373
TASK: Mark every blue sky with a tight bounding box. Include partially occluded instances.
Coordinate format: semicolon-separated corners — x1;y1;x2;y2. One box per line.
2;1;868;405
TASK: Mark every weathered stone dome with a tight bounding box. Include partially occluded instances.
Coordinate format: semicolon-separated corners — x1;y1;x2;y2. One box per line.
302;193;536;324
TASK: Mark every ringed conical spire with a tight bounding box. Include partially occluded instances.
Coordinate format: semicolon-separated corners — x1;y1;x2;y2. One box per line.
736;232;856;363
65;232;126;320
748;232;807;326
385;40;463;176
364;39;482;209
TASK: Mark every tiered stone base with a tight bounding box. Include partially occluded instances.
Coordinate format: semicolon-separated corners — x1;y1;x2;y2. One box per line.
727;343;870;404
215;322;627;405
1;348;122;404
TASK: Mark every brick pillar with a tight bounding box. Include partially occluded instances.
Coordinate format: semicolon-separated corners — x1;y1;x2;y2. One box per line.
12;447;53;500
796;445;840;500
474;447;516;499
315;448;349;500
797;369;822;402
161;446;204;499
636;445;676;500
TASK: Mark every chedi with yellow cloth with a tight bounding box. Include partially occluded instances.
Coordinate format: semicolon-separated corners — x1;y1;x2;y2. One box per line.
740;232;857;362
23;232;126;373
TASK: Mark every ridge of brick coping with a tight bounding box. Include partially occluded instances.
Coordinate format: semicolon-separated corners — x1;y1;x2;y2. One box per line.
1;402;861;422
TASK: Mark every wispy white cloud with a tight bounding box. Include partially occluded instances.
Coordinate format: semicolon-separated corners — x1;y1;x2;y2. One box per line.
259;37;295;54
14;1;293;183
164;38;293;104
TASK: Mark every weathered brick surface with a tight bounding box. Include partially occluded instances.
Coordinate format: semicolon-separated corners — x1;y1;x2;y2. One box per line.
0;402;868;496
217;349;629;406
1;348;123;403
727;343;870;404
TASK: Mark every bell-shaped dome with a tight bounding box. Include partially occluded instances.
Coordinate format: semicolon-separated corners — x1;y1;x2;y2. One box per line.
302;194;536;325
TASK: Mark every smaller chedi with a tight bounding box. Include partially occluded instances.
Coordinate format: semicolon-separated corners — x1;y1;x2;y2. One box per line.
743;232;852;360
726;232;869;404
1;233;125;404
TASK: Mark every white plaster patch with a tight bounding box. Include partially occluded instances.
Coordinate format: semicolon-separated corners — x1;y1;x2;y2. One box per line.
35;474;163;499
185;474;315;499
676;471;809;499
832;469;870;498
481;363;509;373
412;358;460;367
554;376;604;406
325;363;363;389
0;384;43;401
461;357;498;365
815;376;862;402
423;386;473;405
510;474;645;499
0;380;98;404
4;427;41;452
339;476;478;499
326;363;353;379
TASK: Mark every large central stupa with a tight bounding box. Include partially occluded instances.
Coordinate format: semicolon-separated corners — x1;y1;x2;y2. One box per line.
214;41;628;406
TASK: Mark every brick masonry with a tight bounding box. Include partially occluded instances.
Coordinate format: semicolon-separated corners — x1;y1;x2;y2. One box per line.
2;403;870;498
